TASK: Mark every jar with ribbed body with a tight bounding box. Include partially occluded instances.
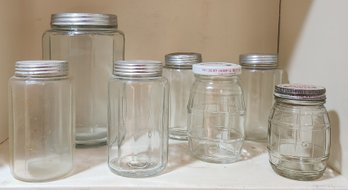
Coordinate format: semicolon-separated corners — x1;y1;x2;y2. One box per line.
268;84;330;180
240;53;283;142
108;60;169;177
8;60;74;182
43;13;125;145
163;52;202;140
187;62;245;163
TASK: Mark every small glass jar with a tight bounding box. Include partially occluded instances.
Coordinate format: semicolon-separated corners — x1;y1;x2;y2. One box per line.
240;53;283;142
163;52;202;140
108;60;169;177
268;84;331;180
8;60;74;182
43;13;125;145
187;62;246;163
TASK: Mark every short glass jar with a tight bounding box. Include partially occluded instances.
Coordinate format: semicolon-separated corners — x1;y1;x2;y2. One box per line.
8;60;74;182
268;84;331;180
163;52;202;140
240;53;283;142
108;60;169;177
43;13;125;145
187;62;245;163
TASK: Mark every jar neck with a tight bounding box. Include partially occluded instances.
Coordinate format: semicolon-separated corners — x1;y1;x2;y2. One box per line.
51;25;117;31
194;74;239;81
275;97;325;106
113;75;162;80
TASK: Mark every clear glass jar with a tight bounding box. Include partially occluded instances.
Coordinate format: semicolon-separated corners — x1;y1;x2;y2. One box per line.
163;52;202;140
187;62;245;163
8;60;74;182
268;84;331;181
108;60;169;177
239;53;283;142
43;13;125;145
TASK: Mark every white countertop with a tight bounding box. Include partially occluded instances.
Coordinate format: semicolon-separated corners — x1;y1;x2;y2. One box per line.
1;139;347;190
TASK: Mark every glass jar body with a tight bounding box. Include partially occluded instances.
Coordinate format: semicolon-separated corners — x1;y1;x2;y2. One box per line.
240;68;282;141
43;26;125;145
187;75;245;163
268;99;331;180
163;67;194;140
108;76;169;177
8;76;74;182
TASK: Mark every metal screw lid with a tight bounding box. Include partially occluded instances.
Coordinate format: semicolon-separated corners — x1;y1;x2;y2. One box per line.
192;62;241;76
165;52;202;69
51;13;117;27
113;60;162;78
15;60;68;77
274;84;326;101
239;53;278;69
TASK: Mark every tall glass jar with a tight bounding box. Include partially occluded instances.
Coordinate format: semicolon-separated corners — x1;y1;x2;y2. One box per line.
163;52;202;140
268;84;331;180
43;13;125;145
239;53;283;142
108;60;169;177
187;62;245;163
8;60;74;182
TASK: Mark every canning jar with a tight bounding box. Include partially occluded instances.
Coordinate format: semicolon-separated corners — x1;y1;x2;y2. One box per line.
240;53;282;141
43;13;125;145
108;60;169;177
268;84;331;180
187;62;245;163
163;52;202;140
8;60;74;182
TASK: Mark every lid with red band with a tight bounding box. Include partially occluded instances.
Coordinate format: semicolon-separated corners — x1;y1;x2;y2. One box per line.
192;62;241;76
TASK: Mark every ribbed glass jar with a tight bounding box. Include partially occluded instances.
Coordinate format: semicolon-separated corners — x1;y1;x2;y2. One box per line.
268;84;331;180
240;53;283;142
163;52;202;140
8;60;74;182
108;60;169;178
187;62;245;163
42;13;125;146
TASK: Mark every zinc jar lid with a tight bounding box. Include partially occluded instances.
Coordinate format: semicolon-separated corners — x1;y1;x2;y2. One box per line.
51;13;117;27
15;60;68;77
239;53;278;69
274;84;326;101
192;62;241;76
165;52;202;69
113;60;162;78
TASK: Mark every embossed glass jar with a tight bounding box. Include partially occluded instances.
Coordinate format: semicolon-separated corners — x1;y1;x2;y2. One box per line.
268;84;331;180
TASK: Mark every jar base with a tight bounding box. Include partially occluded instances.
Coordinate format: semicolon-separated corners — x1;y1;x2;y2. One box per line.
169;128;188;141
270;162;325;181
75;126;107;146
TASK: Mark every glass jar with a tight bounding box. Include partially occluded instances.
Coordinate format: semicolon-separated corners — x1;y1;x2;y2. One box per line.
239;53;283;142
187;62;245;163
108;60;169;177
163;52;202;140
43;13;125;145
8;60;74;182
268;84;331;180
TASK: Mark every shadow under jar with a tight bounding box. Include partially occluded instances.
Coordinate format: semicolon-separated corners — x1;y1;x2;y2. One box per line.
42;13;125;146
108;60;169;178
268;84;331;181
8;60;74;182
187;62;246;163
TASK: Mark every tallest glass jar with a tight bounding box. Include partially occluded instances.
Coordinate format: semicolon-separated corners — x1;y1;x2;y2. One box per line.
43;13;125;145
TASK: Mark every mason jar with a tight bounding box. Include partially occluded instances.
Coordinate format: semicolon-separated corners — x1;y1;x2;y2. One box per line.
239;53;283;142
187;62;245;163
163;52;202;140
42;13;125;145
8;60;74;182
108;60;169;177
268;84;331;180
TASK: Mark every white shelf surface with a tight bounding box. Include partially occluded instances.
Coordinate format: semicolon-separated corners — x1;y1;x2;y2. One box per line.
1;139;348;190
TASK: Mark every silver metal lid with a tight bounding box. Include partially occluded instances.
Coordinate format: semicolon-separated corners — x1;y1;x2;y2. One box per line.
240;53;278;69
113;60;162;78
51;13;117;27
15;60;68;77
274;84;326;101
165;52;202;69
